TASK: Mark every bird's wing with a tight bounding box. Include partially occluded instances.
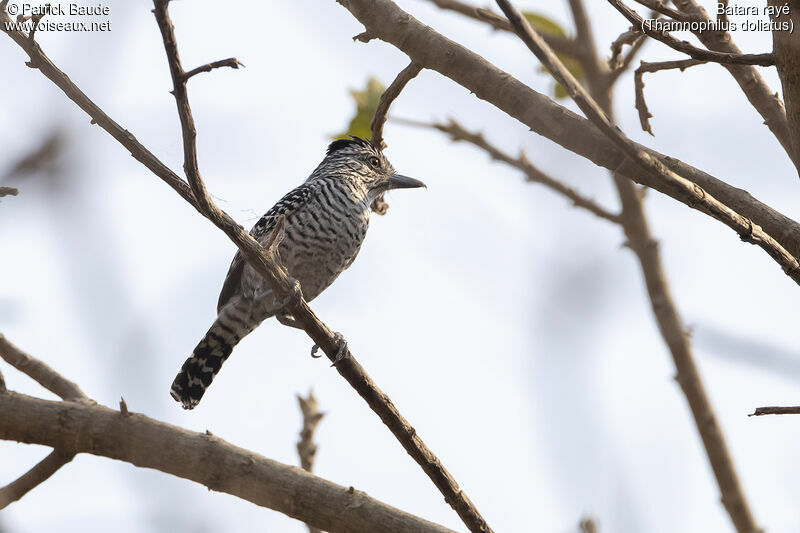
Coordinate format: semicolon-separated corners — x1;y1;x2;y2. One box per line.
216;183;316;313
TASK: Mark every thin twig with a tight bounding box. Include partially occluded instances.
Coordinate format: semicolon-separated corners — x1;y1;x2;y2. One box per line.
0;449;75;509
750;406;800;416
150;3;492;532
427;118;621;224
183;57;244;81
0;333;87;401
370;62;422;149
608;0;775;66
631;0;693;22
604;33;648;89
634;59;705;135
369;61;422;215
495;0;800;286
297;391;325;533
0;187;18;197
608;28;642;70
423;0;579;57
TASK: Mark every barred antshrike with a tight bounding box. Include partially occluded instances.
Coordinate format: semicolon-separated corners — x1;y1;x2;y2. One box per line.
170;138;425;409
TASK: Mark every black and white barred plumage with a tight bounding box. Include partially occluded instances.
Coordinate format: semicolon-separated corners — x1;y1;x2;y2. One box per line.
170;138;425;409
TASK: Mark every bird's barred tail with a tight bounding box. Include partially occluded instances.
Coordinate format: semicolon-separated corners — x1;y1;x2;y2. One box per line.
170;306;257;409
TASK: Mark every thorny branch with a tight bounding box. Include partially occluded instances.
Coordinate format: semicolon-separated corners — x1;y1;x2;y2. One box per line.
151;2;491;532
369;61;423;215
634;59;706;135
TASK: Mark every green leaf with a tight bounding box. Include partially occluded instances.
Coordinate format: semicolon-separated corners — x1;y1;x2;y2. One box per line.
522;11;567;38
333;77;385;140
522;11;582;100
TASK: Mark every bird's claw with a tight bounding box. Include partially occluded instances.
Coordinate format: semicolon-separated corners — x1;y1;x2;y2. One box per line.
310;332;349;366
280;278;303;308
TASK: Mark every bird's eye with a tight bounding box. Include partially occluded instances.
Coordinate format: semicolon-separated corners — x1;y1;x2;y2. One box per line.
368;156;380;168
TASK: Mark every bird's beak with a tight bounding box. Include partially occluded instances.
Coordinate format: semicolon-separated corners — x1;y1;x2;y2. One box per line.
388;174;426;190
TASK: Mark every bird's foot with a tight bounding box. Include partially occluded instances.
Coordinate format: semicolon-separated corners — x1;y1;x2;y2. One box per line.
276;310;302;330
311;332;349;366
280;278;303;308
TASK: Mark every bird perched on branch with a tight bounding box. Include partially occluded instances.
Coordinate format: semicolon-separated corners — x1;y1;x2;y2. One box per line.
170;137;425;409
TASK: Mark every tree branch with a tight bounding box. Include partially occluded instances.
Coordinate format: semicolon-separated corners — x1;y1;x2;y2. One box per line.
608;0;775;66
543;2;759;530
750;406;800;416
183;57;244;81
369;61;422;215
0;333;87;401
0;391;454;533
332;0;800;272
297;391;325;533
423;0;579;57
634;59;706;135
0;186;18;197
767;0;800;174
495;0;800;287
670;0;797;172
427;118;621;224
0;450;75;510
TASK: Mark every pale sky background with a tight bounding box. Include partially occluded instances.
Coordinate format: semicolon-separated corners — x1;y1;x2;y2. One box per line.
2;1;800;532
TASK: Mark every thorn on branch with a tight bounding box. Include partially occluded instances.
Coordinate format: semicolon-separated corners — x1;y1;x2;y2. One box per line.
119;396;129;416
183;57;244;81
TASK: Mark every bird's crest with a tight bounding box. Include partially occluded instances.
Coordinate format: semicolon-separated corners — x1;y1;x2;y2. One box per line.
326;136;375;156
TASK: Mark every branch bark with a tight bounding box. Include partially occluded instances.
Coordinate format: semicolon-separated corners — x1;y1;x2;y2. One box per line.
0;391;455;533
332;0;800;269
0;450;75;510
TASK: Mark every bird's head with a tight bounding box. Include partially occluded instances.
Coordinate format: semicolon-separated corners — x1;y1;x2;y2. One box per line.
313;137;426;202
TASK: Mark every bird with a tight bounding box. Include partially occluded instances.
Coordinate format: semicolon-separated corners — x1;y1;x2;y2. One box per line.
170;137;426;409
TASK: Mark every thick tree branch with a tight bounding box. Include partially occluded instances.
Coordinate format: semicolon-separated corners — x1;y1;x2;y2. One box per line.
0;333;87;401
0;450;75;510
333;0;800;272
369;61;422;215
495;0;800;286
634;59;706;135
670;0;797;172
0;391;454;533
